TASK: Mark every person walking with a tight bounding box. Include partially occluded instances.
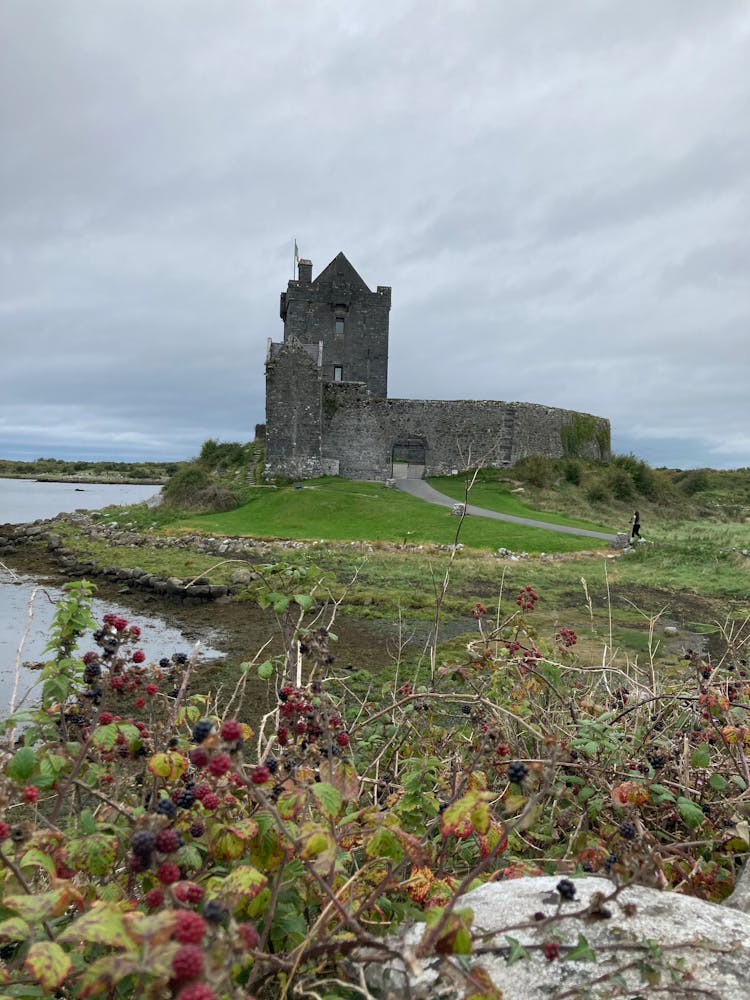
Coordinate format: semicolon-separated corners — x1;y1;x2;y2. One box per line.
630;510;641;542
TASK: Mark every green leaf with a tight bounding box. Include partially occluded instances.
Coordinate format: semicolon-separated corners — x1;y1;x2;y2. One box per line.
67;835;119;877
57;901;130;947
24;941;72;991
257;660;274;680
649;783;676;803
311;782;342;820
504;935;530;964
79;809;98;836
0;916;31;941
19;848;56;878
5;746;37;782
91;723;119;750
563;933;596;961
365;827;403;861
677;796;705;828
709;773;728;791
222;864;268;900
42;676;69;703
293;593;312;610
691;743;711;769
5;888;75;922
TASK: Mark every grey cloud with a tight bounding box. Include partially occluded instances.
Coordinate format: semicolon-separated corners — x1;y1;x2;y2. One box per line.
1;1;749;468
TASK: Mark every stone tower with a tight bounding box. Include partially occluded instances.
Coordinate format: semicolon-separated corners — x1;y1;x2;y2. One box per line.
279;251;391;397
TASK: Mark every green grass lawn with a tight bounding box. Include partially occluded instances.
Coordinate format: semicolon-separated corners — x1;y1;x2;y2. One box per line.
427;476;616;532
166;478;613;553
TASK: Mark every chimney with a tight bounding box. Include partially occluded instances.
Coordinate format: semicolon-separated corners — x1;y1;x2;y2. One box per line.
297;259;312;283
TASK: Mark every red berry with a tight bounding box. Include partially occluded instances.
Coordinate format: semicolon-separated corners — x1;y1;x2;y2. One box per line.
220;719;243;742
0;821;9;840
192;783;211;801
132;649;146;664
174;880;204;904
336;732;350;748
171;943;204;982
135;697;145;709
146;683;159;696
144;886;165;909
250;765;271;785
22;786;39;804
174;910;207;944
201;792;220;810
129;625;141;639
98;711;114;725
207;753;231;777
543;940;560;961
237;921;259;949
157;862;181;885
155;829;180;854
190;747;210;769
176;984;217;1000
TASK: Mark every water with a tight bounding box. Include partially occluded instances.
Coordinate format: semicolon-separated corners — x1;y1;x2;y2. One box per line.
0;477;224;713
0;477;159;525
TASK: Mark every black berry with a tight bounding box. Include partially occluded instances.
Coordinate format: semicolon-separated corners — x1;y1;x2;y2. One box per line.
507;761;528;784
556;878;576;901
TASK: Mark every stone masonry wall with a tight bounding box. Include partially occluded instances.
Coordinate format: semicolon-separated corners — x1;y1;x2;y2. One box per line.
279;254;390;396
321;386;610;480
264;339;323;479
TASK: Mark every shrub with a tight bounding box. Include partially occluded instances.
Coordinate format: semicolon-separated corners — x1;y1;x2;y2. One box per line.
607;466;635;501
1;571;747;998
612;454;660;499
515;455;558;489
586;480;610;503
563;459;582;485
677;468;711;496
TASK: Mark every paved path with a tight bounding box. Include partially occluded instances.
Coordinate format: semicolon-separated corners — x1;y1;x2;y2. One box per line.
395;479;617;542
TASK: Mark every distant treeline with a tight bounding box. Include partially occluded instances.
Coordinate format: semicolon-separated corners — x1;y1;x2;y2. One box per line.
0;458;179;483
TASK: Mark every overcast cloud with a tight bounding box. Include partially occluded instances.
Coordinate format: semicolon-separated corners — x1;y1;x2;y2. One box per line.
1;0;748;469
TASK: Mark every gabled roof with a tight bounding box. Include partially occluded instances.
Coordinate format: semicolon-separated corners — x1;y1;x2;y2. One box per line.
312;252;371;292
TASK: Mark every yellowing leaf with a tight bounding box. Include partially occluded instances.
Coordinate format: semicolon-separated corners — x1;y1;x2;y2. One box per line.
209;826;246;861
440;791;494;840
147;751;188;781
5;887;76;922
24;941;72;991
124;910;178;946
299;823;333;859
331;760;360;801
58;901;130;948
222;864;268;899
0;916;31;941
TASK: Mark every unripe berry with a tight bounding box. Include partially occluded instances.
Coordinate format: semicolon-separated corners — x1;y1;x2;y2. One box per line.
220;718;243;742
176;984;217;1000
207;753;232;777
174;910;207;944
144;886;164;909
155;829;180;854
157;862;181;885
171;943;204;982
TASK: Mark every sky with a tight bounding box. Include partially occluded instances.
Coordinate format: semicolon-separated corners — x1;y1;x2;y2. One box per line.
1;1;748;470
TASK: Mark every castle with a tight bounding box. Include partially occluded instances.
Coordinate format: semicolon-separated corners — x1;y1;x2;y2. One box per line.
264;253;610;481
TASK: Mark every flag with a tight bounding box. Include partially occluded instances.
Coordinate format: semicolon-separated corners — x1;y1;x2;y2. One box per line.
294;240;300;263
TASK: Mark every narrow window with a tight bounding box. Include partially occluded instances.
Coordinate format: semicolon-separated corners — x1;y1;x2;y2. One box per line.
333;365;343;382
335;317;345;336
